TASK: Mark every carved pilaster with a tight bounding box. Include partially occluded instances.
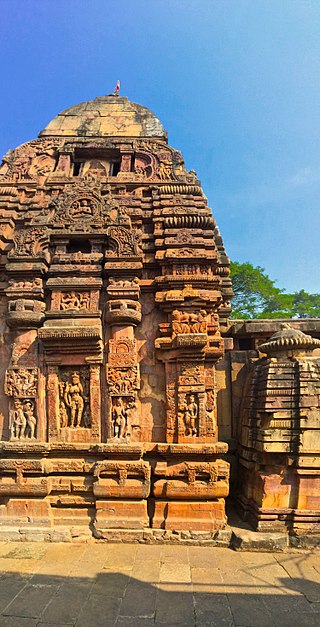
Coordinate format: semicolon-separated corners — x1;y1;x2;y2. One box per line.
105;277;141;442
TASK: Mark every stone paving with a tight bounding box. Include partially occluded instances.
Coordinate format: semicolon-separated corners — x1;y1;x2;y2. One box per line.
0;542;319;626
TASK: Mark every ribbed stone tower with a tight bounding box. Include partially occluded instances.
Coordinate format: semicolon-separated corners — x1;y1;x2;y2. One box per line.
0;94;232;538
238;324;320;535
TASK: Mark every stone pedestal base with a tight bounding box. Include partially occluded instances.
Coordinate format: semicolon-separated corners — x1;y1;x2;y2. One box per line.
238;494;320;534
95;500;149;530
152;498;227;531
238;464;320;534
0;498;52;527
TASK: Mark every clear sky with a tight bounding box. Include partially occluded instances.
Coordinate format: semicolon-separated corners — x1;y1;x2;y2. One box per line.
1;0;320;293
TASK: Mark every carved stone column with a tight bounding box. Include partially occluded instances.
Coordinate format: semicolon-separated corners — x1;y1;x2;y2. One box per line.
105;277;142;442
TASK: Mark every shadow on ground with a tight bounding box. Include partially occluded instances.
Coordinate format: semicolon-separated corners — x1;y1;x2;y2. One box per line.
0;543;319;626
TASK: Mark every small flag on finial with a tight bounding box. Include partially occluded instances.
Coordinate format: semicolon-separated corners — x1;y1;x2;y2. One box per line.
114;80;120;94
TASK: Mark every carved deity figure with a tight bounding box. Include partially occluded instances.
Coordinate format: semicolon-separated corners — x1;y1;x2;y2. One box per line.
11;399;27;439
64;372;84;427
24;400;37;439
70;198;93;218
183;394;198;437
112;397;127;438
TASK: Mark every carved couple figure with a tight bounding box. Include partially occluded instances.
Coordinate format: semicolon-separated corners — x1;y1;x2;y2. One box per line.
11;398;36;440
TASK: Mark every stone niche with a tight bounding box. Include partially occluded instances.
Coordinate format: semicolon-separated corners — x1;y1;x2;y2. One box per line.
0;94;233;538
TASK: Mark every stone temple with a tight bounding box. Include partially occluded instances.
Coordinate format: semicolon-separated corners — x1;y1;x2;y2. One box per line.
0;94;319;543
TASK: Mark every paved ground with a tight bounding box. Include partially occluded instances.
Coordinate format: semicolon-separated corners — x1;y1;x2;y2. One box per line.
0;542;319;626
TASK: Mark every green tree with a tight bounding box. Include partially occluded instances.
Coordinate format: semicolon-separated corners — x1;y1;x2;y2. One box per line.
230;261;320;319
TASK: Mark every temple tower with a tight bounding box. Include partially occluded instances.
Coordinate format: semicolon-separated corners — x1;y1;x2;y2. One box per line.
0;94;232;537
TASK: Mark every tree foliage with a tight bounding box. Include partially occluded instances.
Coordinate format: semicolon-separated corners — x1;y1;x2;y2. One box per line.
230;261;320;319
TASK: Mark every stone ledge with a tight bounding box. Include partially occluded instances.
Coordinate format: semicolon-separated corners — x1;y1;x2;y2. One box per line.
230;528;320;551
0;523;318;550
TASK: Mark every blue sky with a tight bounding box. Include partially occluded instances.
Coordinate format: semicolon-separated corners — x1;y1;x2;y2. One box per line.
1;0;320;293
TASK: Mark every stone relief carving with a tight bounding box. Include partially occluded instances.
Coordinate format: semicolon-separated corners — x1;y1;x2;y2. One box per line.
206;389;216;435
58;369;90;428
134;153;153;178
112;397;127;438
108;339;136;367
157;161;173;180
106;225;142;257
0;138;60;180
180;393;199;437
9;398;37;440
8;227;49;259
171;309;208;337
5;368;38;441
111;397;136;440
11;343;37;367
8;278;43;290
108;277;139;289
83;159;107;178
179;363;204;386
48;180;112;230
107;366;139;395
60;291;90;311
5;368;38;397
69;197;96;219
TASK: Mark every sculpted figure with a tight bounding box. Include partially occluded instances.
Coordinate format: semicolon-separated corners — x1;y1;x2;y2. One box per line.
172;310;183;336
112;397;127;438
79;293;90;310
71;198;93;217
11;398;27;439
191;309;208;333
86;160;106;177
24;400;36;439
64;372;84;427
198;309;208;333
60;291;80;310
183;394;198;437
58;382;69;427
20;369;36;396
172;310;192;336
180;311;190;333
157;162;171;180
189;313;198;330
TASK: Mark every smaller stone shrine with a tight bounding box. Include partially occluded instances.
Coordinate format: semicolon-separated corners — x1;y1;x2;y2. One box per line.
238;324;320;535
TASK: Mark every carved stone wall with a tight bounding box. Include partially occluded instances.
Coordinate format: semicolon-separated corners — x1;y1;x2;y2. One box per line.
0;93;231;537
0;95;319;540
